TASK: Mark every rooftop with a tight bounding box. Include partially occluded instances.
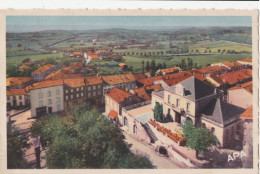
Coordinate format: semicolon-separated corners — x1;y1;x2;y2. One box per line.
159;67;181;74
202;98;245;127
238;58;252;63
166;76;216;101
106;87;139;103
32;64;55;74
45;69;83;80
126;104;153;120
194;65;228;74
64;78;85;88
240;105;253;120
6;77;31;86
138;76;163;86
223;61;243;68
85;76;103;85
102;73;136;85
229;81;253;94
6;89;28;96
28;79;63;90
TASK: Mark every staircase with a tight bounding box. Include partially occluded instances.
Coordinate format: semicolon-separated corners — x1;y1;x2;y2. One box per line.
142;123;158;143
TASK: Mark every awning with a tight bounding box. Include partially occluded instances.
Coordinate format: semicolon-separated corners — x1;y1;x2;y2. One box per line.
108;110;118;119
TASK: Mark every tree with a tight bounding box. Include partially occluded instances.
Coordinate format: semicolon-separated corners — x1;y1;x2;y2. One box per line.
162;62;167;69
6;65;18;77
145;61;150;72
182;120;216;158
150;60;156;77
156;63;162;70
141;60;144;74
154;102;163;123
31;108;154;169
7;122;30;168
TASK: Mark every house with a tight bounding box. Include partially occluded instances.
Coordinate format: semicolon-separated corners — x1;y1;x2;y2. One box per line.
29;80;64;118
44;69;83;80
239;106;253;168
85;76;104;106
105;87;143;123
6;89;29;110
84;51;99;60
6;77;33;89
237;58;252;66
72;51;82;58
130;84;163;101
31;64;56;82
211;61;243;71
118;63;128;71
102;73;137;97
227;81;253;109
156;67;182;76
192;65;228;77
63;78;86;112
151;76;245;147
137;76;163;87
206;69;252;89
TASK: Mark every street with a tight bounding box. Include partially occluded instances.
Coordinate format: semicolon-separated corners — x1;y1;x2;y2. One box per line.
122;130;181;169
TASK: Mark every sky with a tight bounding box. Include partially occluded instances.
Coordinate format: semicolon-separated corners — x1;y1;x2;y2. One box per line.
6;16;252;32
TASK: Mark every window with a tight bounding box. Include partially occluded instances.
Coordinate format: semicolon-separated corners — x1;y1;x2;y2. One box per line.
48;99;52;105
56;89;60;95
19;95;22;100
133;125;137;135
211;127;215;134
38;92;43;99
65;90;68;93
176;99;180;107
124;117;128;127
47;91;51;97
98;85;101;89
186;103;190;111
70;95;73;99
93;85;96;90
56;97;60;103
88;93;91;97
65;96;68;100
81;93;84;97
98;90;101;96
7;96;10;100
93;91;96;97
81;87;84;91
57;105;61;111
71;89;73;92
168;95;171;103
88;86;91;91
39;101;43;107
76;88;79;91
76;94;79;98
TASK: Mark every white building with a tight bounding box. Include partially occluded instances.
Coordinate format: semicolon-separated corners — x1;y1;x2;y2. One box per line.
29;80;64;118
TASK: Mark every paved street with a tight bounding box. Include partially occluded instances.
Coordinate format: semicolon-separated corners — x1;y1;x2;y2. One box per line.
122;130;180;169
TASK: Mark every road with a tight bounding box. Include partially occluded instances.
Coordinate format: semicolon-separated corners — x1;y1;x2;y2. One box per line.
122;131;180;169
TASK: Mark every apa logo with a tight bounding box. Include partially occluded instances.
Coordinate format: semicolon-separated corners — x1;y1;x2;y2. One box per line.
227;151;247;162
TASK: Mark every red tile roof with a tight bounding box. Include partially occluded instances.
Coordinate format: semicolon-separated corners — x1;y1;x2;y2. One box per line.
159;67;181;74
6;89;28;96
6;77;31;86
132;73;146;81
102;74;136;85
108;110;118;119
194;65;228;74
238;58;252;63
64;78;85;88
28;80;63;90
138;76;163;86
163;76;191;86
223;61;243;68
145;84;163;91
85;76;103;85
240;105;252;119
24;62;32;65
132;87;151;101
73;52;81;56
229;81;253;94
106;87;139;103
32;64;55;74
45;69;83;80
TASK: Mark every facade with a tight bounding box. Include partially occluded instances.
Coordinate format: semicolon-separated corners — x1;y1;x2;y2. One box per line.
29;80;64;118
63;78;86;112
6;77;32;89
85;76;104;106
6;89;29;109
31;64;56;82
227;81;253;109
105;87;143;123
151;76;245;147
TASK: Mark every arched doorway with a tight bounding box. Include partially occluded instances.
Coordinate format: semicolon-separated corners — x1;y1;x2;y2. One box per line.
133;125;137;135
124;117;128;127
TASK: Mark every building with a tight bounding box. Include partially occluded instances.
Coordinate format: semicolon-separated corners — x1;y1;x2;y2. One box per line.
63;78;86;112
85;76;104;105
130;84;163;101
237;58;252;66
44;69;83;80
29;80;64;118
105;87;143;123
211;61;243;71
156;67;182;76
102;73;137;98
151;76;245;147
6;77;32;89
31;64;56;82
239;106;253;168
227;81;253;109
6;89;29;110
193;65;228;77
